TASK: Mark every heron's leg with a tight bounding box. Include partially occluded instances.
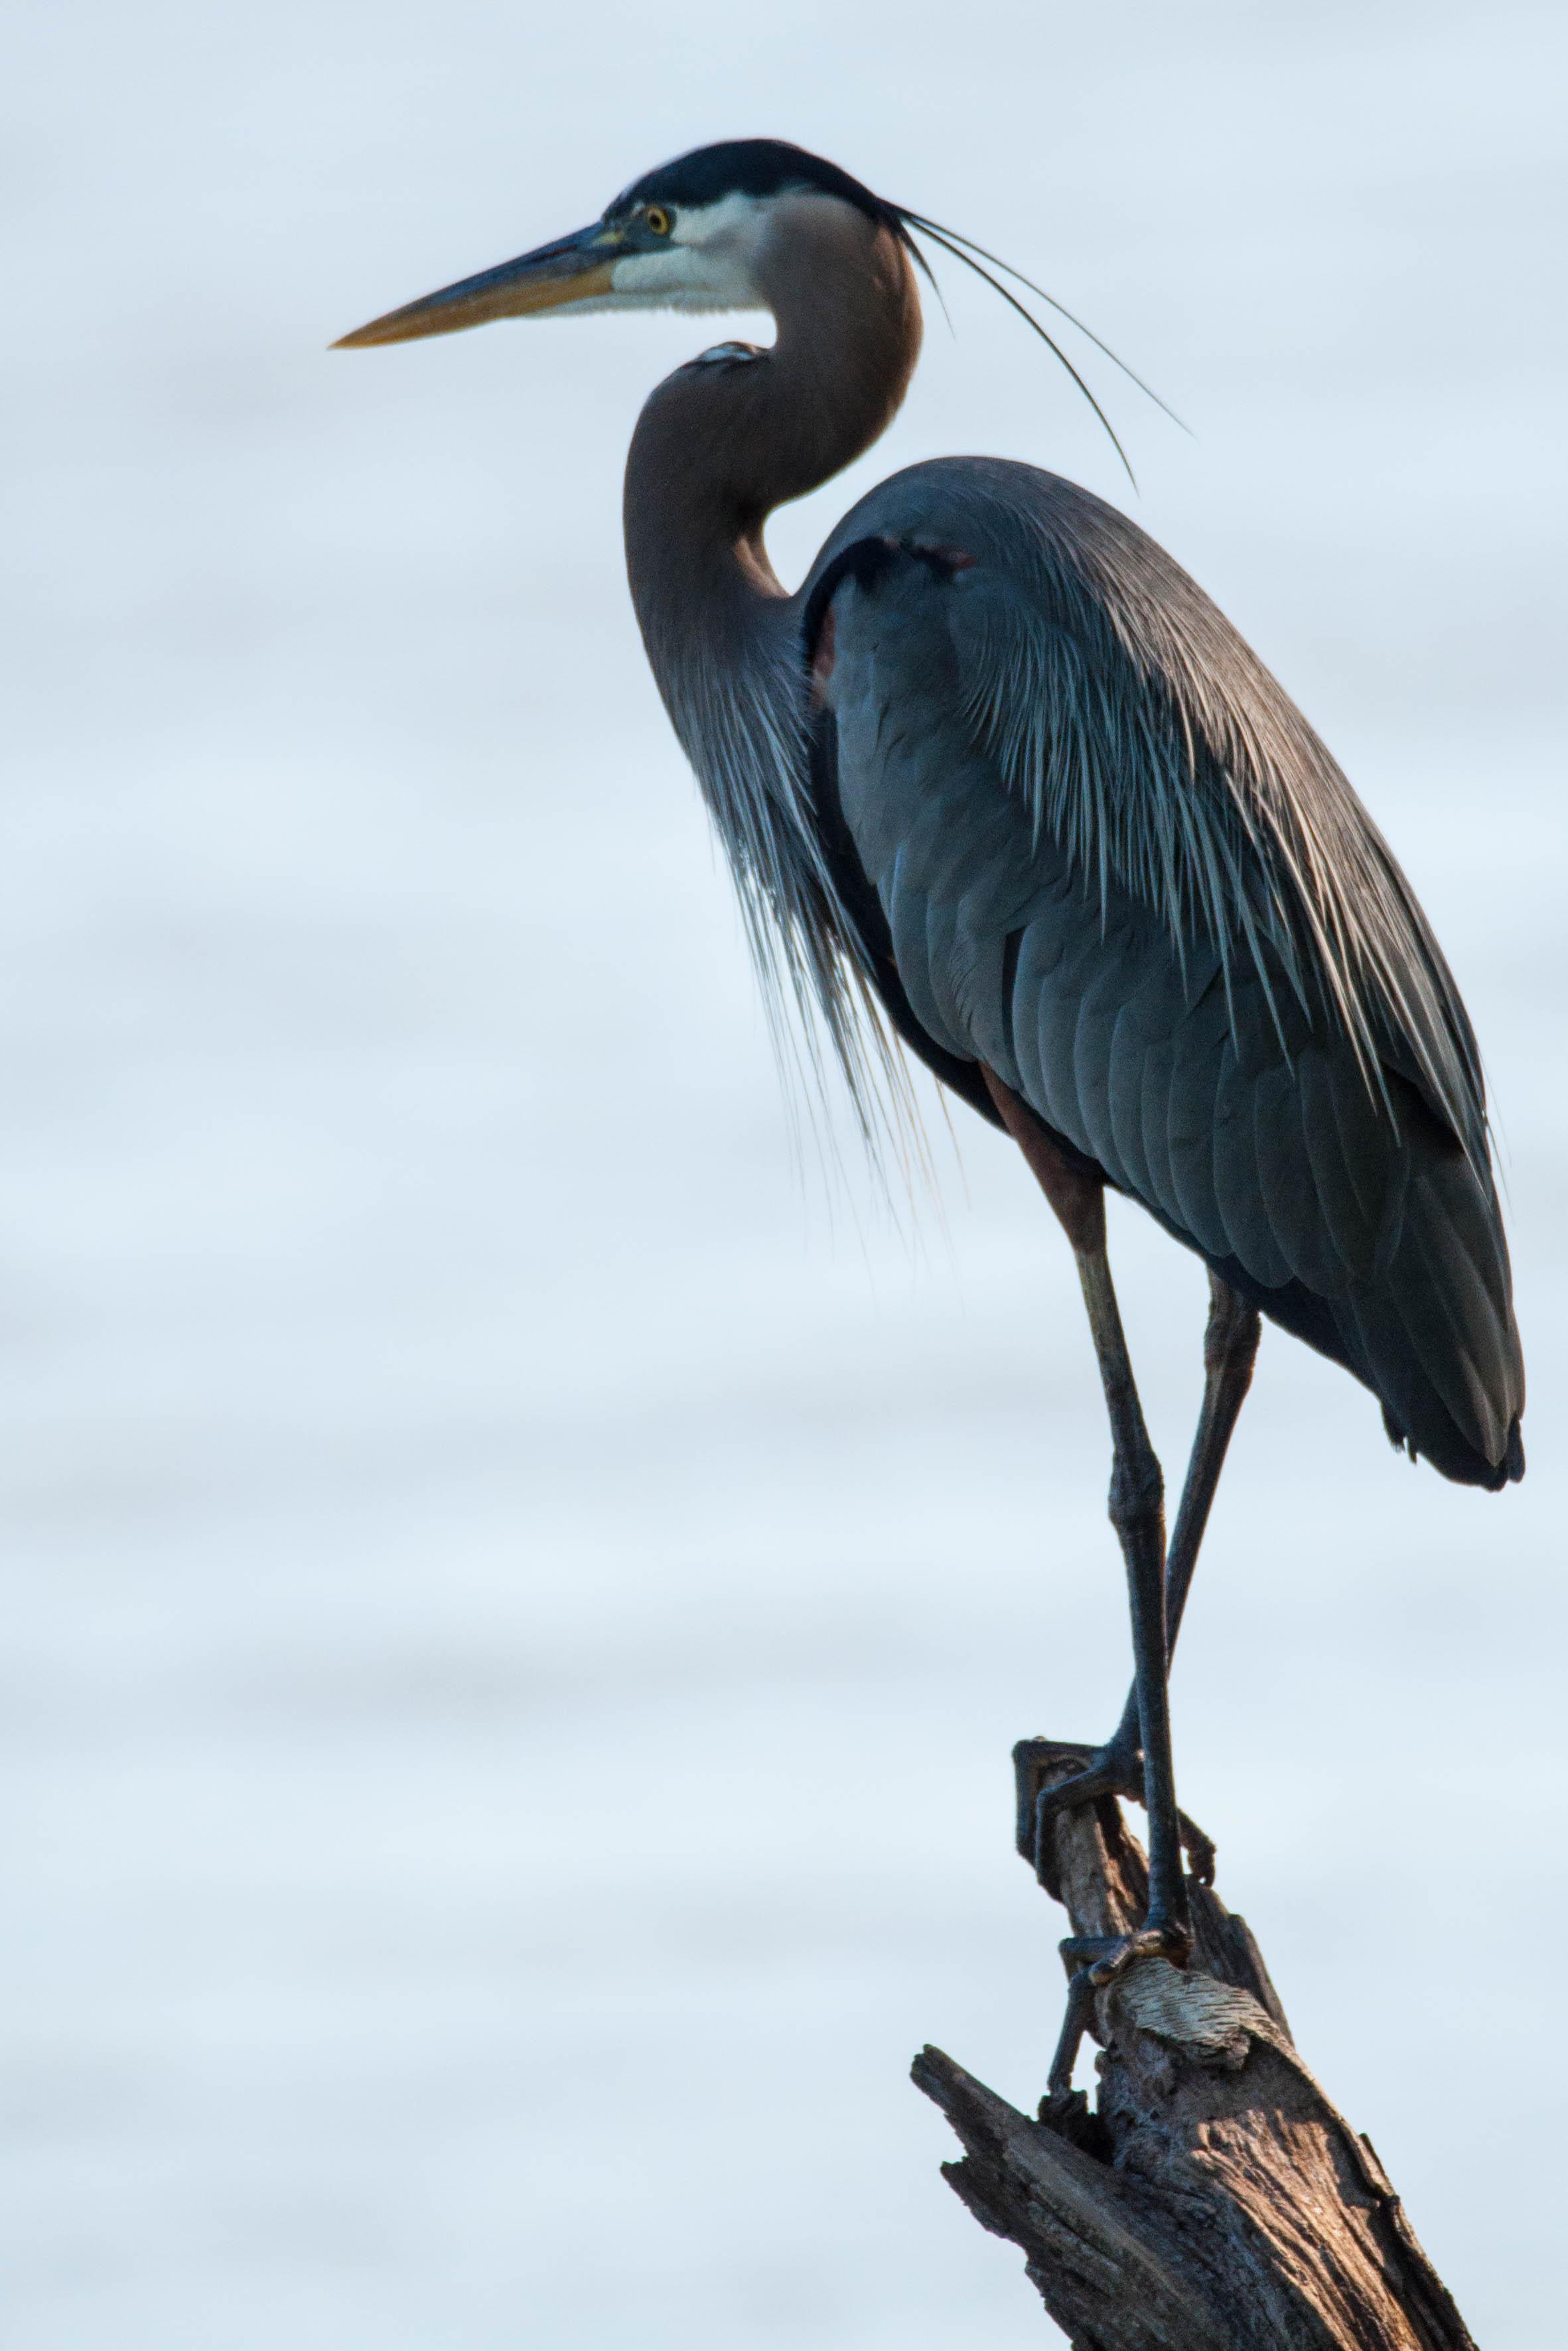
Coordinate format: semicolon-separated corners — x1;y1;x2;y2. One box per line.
979;1072;1220;1892
1031;1275;1260;1877
977;1072;1194;1974
1061;1236;1191;1964
1163;1277;1261;1661
1030;1230;1212;2095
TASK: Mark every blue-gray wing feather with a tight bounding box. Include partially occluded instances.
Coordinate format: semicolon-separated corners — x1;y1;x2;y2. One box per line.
804;458;1523;1487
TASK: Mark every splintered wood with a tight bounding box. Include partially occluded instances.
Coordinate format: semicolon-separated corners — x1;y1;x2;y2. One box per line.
913;1742;1475;2351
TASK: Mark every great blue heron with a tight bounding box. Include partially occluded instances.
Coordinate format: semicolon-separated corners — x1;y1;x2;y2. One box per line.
336;138;1524;2084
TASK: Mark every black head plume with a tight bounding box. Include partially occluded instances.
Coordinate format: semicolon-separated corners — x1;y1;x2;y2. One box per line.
614;139;904;232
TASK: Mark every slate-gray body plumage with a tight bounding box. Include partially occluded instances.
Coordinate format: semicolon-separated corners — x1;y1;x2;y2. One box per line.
802;459;1523;1488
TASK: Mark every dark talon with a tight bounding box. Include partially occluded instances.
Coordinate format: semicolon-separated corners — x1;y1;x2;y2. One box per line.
1034;1728;1141;1826
1046;1968;1100;2096
1061;1920;1194;1982
1025;1738;1219;1892
1046;1919;1194;2092
1178;1810;1216;1886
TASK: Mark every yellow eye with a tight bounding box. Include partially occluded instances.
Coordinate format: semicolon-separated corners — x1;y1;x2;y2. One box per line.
644;204;672;237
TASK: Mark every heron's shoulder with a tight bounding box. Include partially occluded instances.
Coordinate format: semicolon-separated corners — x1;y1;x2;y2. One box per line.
800;457;1213;654
810;455;1145;567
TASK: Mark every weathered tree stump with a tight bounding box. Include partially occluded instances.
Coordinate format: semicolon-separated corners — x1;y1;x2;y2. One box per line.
912;1741;1475;2350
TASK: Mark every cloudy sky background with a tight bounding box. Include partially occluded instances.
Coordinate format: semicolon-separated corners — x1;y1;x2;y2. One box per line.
5;2;1565;2344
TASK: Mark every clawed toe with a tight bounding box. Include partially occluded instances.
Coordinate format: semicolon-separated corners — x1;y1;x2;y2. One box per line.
1045;1920;1194;2093
1017;1736;1212;2093
1061;1919;1193;1985
1177;1809;1216;1887
1015;1735;1218;1896
1038;1739;1141;1817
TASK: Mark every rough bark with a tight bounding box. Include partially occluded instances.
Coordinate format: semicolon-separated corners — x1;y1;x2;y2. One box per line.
912;1741;1475;2351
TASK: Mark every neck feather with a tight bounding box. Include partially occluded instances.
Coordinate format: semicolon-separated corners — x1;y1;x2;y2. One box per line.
623;202;920;666
620;200;921;1134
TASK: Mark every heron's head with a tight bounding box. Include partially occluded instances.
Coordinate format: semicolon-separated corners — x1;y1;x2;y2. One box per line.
334;139;1165;488
333;140;906;348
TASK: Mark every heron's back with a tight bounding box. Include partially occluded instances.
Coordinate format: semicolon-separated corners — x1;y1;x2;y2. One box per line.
804;459;1524;1488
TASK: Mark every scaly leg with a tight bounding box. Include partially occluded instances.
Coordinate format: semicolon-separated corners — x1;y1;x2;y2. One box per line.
1058;1236;1191;1968
979;1073;1195;2054
1031;1274;1261;1884
1039;1233;1208;2094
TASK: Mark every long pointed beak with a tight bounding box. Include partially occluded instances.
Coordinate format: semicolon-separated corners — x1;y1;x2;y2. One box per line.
332;223;620;348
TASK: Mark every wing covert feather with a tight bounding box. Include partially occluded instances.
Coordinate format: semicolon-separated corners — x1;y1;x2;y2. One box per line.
805;477;1522;1486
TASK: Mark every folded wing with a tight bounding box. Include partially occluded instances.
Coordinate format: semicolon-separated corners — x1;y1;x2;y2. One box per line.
803;459;1524;1488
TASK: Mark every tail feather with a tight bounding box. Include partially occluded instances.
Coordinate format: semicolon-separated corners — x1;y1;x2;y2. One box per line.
1332;1137;1523;1489
1186;1130;1524;1491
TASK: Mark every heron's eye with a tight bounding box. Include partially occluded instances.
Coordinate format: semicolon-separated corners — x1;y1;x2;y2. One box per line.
644;204;672;237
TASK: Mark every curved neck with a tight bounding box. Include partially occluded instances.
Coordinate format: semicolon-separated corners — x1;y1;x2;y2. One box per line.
624;200;922;701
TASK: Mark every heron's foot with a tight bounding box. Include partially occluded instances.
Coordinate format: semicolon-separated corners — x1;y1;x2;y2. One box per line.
1045;1917;1195;2094
1060;1916;1194;1985
1022;1732;1216;1894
